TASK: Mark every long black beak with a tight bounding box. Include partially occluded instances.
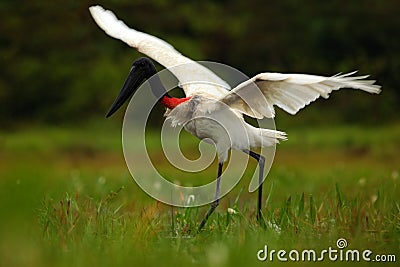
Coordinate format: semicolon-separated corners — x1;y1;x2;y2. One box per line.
105;65;146;118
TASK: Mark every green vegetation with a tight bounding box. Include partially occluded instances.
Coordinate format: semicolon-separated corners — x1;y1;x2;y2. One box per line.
1;1;399;266
0;123;398;266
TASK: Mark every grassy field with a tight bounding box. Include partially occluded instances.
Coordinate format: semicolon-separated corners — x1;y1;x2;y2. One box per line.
0;121;399;266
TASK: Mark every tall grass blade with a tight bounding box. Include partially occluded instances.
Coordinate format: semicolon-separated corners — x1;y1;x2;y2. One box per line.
309;195;316;224
298;192;305;217
265;181;274;207
336;183;343;208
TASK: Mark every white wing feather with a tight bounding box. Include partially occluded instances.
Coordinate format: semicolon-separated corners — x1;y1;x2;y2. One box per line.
221;72;381;118
90;6;381;118
89;5;230;98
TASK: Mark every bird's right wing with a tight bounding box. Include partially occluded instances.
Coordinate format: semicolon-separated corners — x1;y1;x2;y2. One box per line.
89;5;230;98
220;72;381;119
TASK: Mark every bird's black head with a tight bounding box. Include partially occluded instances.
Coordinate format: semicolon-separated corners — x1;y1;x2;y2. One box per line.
105;57;161;118
132;57;154;73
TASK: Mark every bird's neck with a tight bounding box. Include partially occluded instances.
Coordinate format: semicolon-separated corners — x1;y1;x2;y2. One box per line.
143;59;191;109
160;95;191;109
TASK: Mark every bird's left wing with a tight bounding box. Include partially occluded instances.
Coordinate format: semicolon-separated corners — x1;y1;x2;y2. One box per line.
220;72;381;119
89;5;230;98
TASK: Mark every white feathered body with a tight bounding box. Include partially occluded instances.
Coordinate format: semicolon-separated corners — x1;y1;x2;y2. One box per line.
167;95;287;162
89;6;381;163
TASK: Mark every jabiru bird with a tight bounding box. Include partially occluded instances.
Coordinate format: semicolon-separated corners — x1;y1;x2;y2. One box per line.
89;5;381;231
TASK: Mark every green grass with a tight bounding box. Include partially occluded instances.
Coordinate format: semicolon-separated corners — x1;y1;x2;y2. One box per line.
0;122;399;266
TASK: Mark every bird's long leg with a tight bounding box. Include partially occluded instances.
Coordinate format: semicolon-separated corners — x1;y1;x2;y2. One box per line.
243;149;266;222
198;162;223;231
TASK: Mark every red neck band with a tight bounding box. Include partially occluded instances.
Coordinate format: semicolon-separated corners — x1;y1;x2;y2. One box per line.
160;96;191;109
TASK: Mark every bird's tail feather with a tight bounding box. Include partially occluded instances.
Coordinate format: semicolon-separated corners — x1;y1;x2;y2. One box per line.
260;128;287;143
247;124;287;148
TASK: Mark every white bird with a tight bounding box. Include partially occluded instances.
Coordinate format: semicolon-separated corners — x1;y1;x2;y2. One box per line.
89;5;381;231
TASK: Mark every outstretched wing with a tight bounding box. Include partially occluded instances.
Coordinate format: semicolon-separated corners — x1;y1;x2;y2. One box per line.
89;5;230;98
220;71;381;119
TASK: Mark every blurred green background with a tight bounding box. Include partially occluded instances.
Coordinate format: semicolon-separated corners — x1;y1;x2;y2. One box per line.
1;0;399;127
0;1;399;267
